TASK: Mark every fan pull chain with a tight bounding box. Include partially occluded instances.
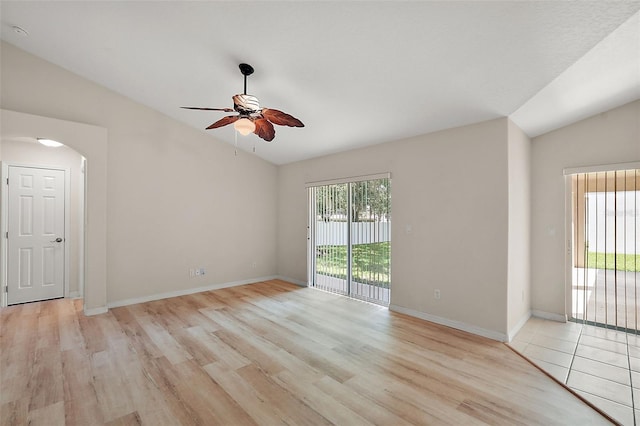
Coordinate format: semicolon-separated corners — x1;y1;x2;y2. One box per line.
234;129;238;156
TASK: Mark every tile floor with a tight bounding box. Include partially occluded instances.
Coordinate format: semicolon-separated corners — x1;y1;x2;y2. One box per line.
511;317;640;425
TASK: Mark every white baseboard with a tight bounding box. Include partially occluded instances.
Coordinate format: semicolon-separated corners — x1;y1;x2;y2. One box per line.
507;310;532;342
275;275;308;287
532;310;567;322
106;275;280;309
84;306;108;316
69;291;81;299
389;304;508;342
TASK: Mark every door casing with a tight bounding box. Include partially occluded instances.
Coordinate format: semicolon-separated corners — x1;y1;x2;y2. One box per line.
563;161;640;322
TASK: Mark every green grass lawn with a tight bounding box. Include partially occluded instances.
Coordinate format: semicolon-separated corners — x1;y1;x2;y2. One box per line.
316;242;390;287
587;252;640;272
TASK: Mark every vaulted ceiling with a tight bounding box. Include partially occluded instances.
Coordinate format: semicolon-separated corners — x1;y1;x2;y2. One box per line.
1;1;639;165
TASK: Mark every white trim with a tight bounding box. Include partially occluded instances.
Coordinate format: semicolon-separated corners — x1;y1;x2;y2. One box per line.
276;275;308;287
389;304;508;342
69;291;81;298
84;306;108;316
563;161;640;176
63;166;71;298
307;188;314;286
532;309;568;322
78;157;86;298
507;310;532;342
565;176;573;320
1;162;7;308
107;275;280;309
305;172;391;188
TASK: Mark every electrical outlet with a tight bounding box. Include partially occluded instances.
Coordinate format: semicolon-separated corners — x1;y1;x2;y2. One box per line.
200;267;206;276
195;268;201;276
434;289;441;300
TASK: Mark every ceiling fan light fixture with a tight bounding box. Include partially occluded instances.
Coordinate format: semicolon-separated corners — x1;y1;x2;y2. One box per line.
37;138;64;147
234;117;255;136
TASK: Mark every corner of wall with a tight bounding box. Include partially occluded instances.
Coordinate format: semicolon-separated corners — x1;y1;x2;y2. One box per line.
507;310;532;342
506;119;532;333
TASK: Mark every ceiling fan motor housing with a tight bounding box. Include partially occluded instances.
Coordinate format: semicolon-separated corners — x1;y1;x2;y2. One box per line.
233;94;260;114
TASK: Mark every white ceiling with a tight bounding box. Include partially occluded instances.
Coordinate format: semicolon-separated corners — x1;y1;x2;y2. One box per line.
1;1;639;165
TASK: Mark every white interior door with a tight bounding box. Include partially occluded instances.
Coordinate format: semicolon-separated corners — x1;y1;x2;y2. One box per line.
7;166;65;304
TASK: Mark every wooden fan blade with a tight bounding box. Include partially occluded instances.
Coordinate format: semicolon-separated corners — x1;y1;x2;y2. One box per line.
261;108;304;127
181;106;235;112
253;118;276;142
206;115;239;129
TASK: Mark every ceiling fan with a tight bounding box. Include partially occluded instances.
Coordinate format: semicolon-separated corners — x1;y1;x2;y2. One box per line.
181;63;304;142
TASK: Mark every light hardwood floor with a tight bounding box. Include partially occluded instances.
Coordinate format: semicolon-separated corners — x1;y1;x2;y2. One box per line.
1;280;614;425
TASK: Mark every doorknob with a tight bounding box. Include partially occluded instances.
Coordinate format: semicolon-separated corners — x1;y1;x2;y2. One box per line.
51;237;63;243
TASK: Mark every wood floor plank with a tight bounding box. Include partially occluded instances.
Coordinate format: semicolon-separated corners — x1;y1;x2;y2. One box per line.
134;315;193;365
26;400;65;426
60;348;103;425
28;345;64;411
184;325;251;371
174;360;258;426
90;349;137;422
204;361;287;425
1;397;29;426
343;372;444;424
273;369;373;426
0;280;614;425
104;411;143;426
236;363;332;425
201;308;287;375
58;307;85;352
76;309;108;354
109;306;164;361
313;375;413;426
135;356;206;425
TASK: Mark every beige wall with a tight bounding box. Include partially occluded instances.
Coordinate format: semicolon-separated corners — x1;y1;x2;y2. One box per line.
1;139;84;296
531;100;640;318
278;118;514;339
507;120;532;335
13;40;636;340
1;42;278;307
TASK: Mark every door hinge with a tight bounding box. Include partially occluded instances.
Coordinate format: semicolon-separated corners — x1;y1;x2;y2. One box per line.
5;178;8;185
4;286;7;293
5;232;7;239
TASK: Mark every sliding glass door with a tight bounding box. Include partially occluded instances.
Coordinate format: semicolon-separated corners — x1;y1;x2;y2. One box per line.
311;183;349;295
308;175;391;306
570;169;640;331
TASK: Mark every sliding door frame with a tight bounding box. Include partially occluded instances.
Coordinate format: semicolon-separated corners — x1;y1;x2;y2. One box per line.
306;172;391;305
564;161;640;327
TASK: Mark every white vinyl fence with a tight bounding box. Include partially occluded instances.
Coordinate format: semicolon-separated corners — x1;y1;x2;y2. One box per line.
314;221;390;246
586;191;640;254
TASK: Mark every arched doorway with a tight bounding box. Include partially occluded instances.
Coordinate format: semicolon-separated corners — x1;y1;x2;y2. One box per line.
1;109;108;315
